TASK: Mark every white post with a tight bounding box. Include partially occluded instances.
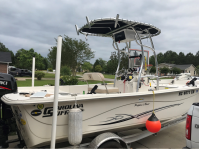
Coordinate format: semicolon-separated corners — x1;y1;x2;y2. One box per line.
50;35;62;149
32;56;35;87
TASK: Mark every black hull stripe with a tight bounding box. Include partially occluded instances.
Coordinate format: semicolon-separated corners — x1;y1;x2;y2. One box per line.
84;93;198;121
89;103;182;126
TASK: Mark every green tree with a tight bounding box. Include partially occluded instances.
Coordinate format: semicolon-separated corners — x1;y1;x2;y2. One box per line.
61;66;71;76
106;52;118;74
149;55;155;66
93;58;108;72
82;61;92;72
157;52;164;64
93;59;100;72
185;53;195;65
15;48;45;70
150;66;156;73
0;42;15;65
47;46;57;69
43;58;49;70
120;52;128;69
163;51;178;64
48;35;95;76
95;65;102;72
178;52;185;64
194;51;199;67
171;67;181;74
160;67;170;75
195;65;199;76
98;58;107;73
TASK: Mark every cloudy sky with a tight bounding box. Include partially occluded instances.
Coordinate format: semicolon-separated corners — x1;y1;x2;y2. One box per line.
0;0;199;63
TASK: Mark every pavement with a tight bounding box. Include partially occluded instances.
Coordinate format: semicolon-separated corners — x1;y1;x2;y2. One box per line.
129;121;186;148
7;121;186;148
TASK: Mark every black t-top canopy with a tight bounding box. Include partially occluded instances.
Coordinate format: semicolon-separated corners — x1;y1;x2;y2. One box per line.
78;17;161;39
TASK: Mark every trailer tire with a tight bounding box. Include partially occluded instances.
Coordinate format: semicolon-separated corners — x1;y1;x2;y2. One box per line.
98;140;123;148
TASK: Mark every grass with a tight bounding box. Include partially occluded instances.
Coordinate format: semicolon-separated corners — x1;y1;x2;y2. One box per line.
76;72;84;75
76;73;115;79
17;79;55;87
15;72;55;78
16;72;82;79
16;79;112;87
78;80;112;85
151;77;174;80
103;74;115;79
43;72;55;78
160;77;174;79
75;76;81;78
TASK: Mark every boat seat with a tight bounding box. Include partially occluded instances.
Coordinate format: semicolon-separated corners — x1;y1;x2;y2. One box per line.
82;73;119;94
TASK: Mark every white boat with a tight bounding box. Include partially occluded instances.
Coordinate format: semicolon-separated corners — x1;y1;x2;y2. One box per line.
149;73;199;90
1;15;199;148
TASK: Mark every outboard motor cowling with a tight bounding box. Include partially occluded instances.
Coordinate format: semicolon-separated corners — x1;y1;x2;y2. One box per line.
0;73;17;95
0;73;17;148
0;73;17;119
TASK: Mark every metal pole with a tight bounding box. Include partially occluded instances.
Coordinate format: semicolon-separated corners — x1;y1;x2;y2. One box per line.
125;42;130;69
129;42;131;69
32;56;35;87
50;35;62;149
114;42;121;87
132;28;144;92
147;30;159;90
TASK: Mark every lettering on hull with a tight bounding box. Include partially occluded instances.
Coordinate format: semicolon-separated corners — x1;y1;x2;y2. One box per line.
42;104;83;118
179;90;195;96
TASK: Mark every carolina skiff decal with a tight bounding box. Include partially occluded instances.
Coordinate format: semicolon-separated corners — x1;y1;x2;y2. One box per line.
31;110;42;116
90;103;183;126
135;103;150;107
42;104;83;117
179;90;194;96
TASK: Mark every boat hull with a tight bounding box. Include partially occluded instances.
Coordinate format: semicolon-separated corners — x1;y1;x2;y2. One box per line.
6;87;199;147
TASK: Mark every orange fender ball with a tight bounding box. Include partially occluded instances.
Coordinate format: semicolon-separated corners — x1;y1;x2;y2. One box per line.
146;113;161;133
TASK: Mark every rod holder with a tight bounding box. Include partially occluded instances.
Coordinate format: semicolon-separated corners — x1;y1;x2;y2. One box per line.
86;16;91;29
75;25;79;35
115;14;119;28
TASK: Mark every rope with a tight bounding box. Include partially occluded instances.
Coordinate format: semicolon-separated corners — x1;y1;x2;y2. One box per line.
142;78;149;86
143;82;149;86
152;90;155;113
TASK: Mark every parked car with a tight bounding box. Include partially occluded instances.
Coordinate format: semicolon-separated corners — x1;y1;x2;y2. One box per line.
185;102;199;148
9;67;32;77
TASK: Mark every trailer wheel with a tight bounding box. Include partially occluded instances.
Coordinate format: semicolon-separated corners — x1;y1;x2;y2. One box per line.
98;140;123;148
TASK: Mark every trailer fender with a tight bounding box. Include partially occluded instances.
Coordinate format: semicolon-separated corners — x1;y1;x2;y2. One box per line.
88;132;128;149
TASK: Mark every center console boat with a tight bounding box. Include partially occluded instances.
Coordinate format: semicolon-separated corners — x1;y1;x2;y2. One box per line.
1;15;199;148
